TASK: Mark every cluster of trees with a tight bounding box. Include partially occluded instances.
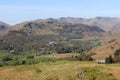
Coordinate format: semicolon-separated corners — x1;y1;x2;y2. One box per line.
0;35;99;55
49;42;93;54
114;49;120;62
1;43;87;55
105;55;113;63
0;53;58;67
55;46;72;54
0;55;35;67
78;54;93;61
70;53;95;61
105;49;120;63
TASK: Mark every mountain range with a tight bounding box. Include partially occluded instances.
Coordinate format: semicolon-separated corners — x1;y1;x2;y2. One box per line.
0;17;120;55
0;17;106;51
1;17;120;33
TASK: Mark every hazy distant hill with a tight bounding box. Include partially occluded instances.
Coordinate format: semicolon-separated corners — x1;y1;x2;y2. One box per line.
59;17;120;33
9;18;105;38
2;16;120;34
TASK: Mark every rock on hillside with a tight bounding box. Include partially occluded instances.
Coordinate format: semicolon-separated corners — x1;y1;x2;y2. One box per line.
0;21;10;36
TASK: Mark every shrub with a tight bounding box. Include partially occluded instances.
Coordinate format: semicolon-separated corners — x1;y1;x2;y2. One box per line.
2;55;13;61
75;54;93;61
6;61;20;66
21;60;26;65
34;67;42;73
28;60;34;65
26;55;34;59
13;61;20;66
0;62;4;67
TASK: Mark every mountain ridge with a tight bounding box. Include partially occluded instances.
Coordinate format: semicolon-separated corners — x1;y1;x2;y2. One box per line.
1;16;120;33
58;17;120;33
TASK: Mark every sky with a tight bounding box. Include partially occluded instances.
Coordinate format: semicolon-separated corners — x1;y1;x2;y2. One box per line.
0;0;120;25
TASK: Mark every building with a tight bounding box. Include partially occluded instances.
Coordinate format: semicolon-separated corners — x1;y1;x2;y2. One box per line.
95;59;106;64
49;41;58;46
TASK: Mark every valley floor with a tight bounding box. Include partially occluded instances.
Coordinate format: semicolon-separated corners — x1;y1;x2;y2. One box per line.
0;60;120;80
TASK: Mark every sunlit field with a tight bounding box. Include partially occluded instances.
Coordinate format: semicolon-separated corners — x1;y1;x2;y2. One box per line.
0;59;120;80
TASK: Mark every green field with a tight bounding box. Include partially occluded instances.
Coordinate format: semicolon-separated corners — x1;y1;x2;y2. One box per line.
0;60;120;80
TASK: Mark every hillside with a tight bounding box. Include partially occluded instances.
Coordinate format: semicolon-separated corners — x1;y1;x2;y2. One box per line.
10;19;105;37
0;19;106;52
89;36;120;59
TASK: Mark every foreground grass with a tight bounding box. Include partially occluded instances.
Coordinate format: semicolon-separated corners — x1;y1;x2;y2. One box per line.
0;61;120;80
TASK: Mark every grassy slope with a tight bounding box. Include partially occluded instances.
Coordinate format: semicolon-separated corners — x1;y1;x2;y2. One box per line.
0;61;119;80
91;38;120;59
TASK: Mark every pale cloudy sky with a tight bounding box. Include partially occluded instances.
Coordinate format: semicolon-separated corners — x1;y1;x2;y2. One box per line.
0;0;120;24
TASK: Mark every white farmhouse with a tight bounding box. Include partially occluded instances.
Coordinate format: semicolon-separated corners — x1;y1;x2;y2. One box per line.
95;59;105;63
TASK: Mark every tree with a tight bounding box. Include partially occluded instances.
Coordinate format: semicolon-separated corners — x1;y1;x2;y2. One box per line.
105;55;113;64
114;49;120;62
114;49;120;56
21;60;26;65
